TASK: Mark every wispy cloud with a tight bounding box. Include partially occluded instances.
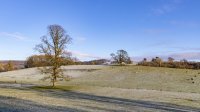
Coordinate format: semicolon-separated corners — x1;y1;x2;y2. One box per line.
146;42;200;52
168;52;200;60
172;47;200;51
152;0;183;15
74;37;86;44
152;5;173;15
0;32;27;40
169;20;199;28
147;41;174;48
144;29;168;35
68;50;103;60
0;32;38;42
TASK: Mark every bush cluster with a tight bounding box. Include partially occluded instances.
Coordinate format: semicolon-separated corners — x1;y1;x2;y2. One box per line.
0;61;15;72
24;55;79;68
138;57;200;69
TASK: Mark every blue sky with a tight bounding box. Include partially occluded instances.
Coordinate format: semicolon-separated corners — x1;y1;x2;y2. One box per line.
0;0;200;61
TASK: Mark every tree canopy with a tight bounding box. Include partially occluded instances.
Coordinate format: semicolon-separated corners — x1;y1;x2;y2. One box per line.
110;50;132;65
35;24;72;87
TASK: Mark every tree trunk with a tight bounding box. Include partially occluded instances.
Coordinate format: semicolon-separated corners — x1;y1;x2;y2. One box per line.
52;79;55;87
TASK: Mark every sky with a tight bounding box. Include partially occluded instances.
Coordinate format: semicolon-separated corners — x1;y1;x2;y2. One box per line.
0;0;200;61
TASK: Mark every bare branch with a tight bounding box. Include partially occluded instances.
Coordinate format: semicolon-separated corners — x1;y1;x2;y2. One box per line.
35;24;72;87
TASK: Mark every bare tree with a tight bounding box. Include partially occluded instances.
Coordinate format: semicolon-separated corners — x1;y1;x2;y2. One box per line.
110;50;131;65
143;58;147;62
35;24;72;87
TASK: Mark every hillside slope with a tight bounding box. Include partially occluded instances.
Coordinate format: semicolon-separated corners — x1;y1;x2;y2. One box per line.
1;65;200;110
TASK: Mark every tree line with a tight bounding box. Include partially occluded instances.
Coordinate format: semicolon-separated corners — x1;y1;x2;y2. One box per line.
25;24;132;87
138;57;200;69
24;54;79;68
3;24;198;87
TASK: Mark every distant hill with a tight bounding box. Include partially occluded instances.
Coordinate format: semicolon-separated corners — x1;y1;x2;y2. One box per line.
0;60;25;69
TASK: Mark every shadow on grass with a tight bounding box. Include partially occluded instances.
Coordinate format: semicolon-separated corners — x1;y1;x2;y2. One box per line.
0;95;85;112
1;83;200;112
30;86;200;112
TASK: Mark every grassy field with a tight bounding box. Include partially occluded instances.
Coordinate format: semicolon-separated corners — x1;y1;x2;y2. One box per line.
0;65;200;111
67;65;200;93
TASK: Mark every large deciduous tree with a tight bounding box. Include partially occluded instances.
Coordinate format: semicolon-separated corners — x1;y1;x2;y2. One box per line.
35;24;72;87
110;50;132;65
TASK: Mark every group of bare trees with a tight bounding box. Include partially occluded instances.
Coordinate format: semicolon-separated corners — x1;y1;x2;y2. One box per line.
3;24;198;88
4;24;197;87
138;57;200;69
32;24;134;87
